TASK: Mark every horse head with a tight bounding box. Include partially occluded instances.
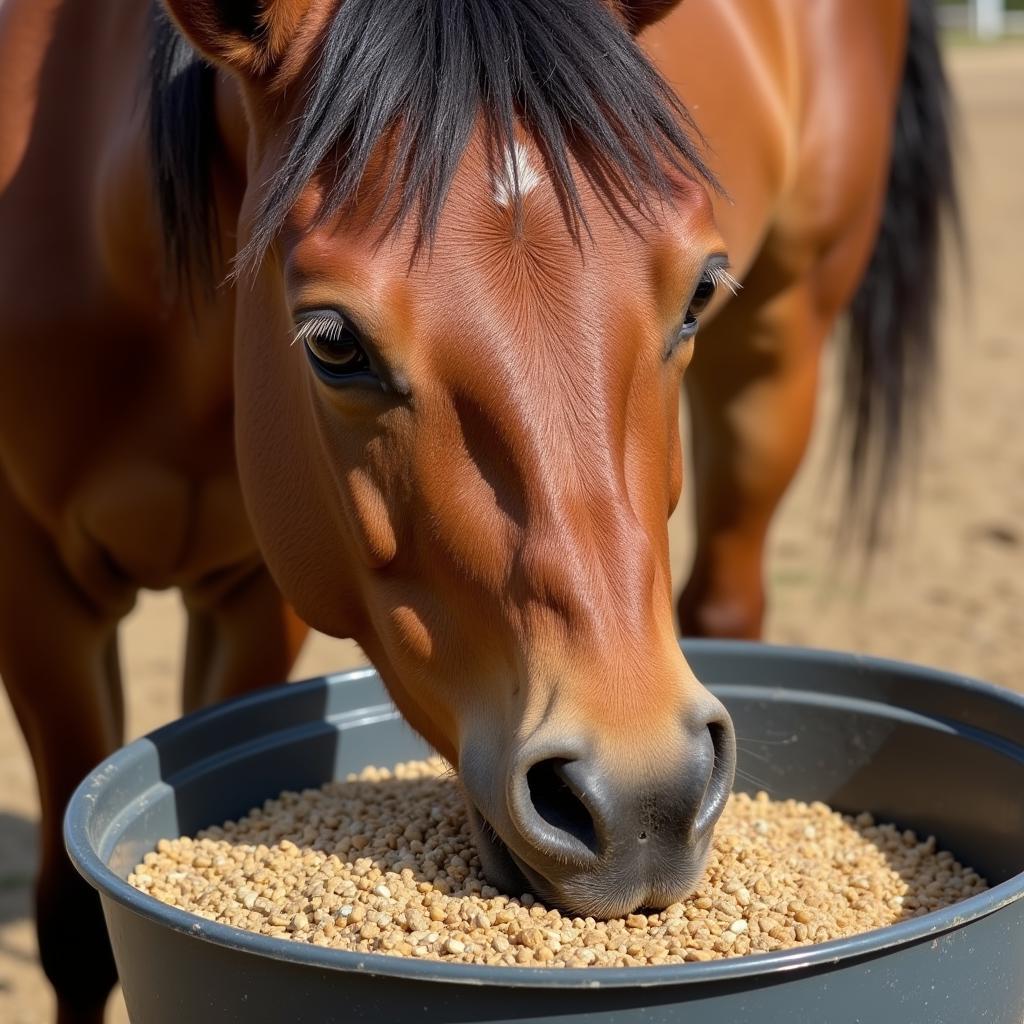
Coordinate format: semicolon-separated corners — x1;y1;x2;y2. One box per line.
163;0;736;918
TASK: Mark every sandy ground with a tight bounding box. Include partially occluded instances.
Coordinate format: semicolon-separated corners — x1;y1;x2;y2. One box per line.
2;42;1023;1024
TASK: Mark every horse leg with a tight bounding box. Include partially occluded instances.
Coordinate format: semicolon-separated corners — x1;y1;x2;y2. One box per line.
182;563;308;714
0;479;123;1024
679;272;828;640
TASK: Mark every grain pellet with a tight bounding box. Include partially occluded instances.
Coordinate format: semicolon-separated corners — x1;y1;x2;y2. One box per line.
129;757;987;968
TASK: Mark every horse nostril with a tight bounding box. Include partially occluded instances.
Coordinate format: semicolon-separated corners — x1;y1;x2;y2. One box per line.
695;718;736;835
525;758;600;856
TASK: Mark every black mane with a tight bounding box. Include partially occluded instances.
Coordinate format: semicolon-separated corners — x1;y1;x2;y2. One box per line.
149;5;220;289
149;0;718;283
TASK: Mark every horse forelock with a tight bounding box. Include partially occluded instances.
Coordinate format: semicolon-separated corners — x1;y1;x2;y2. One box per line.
148;0;719;284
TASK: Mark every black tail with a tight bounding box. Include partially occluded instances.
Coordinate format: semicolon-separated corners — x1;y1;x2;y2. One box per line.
841;0;959;546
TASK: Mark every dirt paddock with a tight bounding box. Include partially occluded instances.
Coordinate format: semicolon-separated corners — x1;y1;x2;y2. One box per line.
2;42;1022;1024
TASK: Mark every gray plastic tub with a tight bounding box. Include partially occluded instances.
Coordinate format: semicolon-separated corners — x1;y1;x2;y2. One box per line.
65;641;1024;1023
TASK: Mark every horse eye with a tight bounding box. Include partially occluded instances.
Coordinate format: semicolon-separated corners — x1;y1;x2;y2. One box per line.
675;267;722;348
687;269;718;319
296;313;374;384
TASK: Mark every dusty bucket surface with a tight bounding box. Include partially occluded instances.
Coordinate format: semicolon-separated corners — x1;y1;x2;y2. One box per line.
65;641;1024;1023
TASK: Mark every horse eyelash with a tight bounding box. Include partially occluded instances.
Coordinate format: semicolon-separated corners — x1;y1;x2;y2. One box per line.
291;315;348;347
708;262;741;295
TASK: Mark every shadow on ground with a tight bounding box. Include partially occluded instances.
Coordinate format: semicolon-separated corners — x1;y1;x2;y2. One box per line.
0;812;36;926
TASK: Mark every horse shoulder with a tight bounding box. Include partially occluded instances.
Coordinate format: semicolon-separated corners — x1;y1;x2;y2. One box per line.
0;2;250;592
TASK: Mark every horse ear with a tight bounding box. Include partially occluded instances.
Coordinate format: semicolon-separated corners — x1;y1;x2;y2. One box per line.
618;0;685;34
159;0;312;79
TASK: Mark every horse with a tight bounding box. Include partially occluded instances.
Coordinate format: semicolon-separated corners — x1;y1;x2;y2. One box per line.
0;0;955;1019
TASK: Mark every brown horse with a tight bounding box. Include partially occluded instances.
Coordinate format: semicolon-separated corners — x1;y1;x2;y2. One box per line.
0;0;955;1020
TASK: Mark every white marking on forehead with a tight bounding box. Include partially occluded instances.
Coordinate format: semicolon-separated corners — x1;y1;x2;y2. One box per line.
493;142;541;208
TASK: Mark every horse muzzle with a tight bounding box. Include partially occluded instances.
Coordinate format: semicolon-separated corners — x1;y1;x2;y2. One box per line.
459;693;736;919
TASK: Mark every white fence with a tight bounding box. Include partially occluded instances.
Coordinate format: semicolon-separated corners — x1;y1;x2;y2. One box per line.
939;1;1024;37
